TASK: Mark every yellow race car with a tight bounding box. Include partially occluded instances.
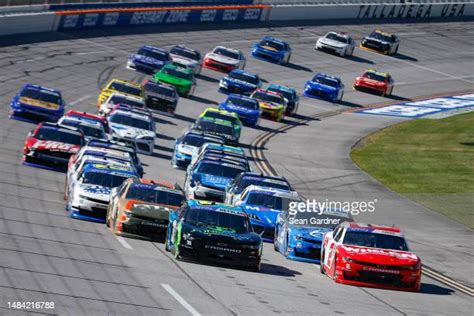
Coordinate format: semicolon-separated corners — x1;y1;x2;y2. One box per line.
250;89;286;122
97;79;143;107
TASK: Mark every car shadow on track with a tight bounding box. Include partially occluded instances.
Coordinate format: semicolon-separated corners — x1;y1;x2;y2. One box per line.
260;263;302;277
420;283;455;295
173;113;196;124
283;63;313;73
154;144;174;153
155;133;176;141
151;151;173;161
386;94;412;102
337;100;364;108
239;142;266;151
196;74;220;83
188;95;219;105
346;55;375;64
153;116;177;126
393;53;418;62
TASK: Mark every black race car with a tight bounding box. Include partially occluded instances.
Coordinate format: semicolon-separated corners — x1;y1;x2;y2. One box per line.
360;30;400;55
142;80;179;115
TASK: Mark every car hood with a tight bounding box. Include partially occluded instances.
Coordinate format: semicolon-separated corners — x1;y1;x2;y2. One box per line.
130;203;174;220
222;103;259;115
130;54;166;66
255;44;282;54
244;206;280;227
223;78;256;89
290;226;331;241
319;38;346;48
365;36;389;45
78;184;111;202
18;96;60;110
258;101;283;109
206;53;240;65
30;139;80;153
110;124;154;139
156;74;192;87
340;245;419;266
357;77;386;86
200;174;232;190
170;55;198;68
305;81;338;92
177;144;198;156
145;91;176;102
184;223;260;244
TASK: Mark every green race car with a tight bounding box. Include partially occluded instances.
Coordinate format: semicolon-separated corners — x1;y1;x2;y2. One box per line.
153;64;196;97
199;107;242;139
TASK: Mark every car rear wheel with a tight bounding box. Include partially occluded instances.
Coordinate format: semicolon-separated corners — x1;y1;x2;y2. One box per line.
286;53;291;64
252;261;261;272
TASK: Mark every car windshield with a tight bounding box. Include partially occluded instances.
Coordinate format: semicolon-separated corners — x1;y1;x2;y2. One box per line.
343;231;409;251
204;112;238;126
289;211;352;229
237;177;290;193
108;82;142;97
313;76;339;87
252;91;282;104
259;40;284;51
170;46;200;60
370;31;393;43
214;47;239;60
246;193;298;211
61;120;105;139
182;134;223;147
197;162;244;178
35;127;83;145
126;185;184;207
185;208;250;233
108;95;144;108
227;97;259;110
326;33;348;43
110;114;152;130
267;87;294;100
228;72;258;85
138;48;169;61
196;120;234;136
20;88;61;104
163;67;192;80
364;72;387;82
144;83;175;97
82;172;129;188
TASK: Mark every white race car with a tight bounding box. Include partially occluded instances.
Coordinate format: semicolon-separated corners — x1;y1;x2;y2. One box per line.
203;46;246;73
170;45;202;74
316;32;355;57
100;93;146;116
108;110;156;155
57;116;109;142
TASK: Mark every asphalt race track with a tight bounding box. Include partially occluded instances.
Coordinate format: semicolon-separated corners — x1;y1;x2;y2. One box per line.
0;21;473;315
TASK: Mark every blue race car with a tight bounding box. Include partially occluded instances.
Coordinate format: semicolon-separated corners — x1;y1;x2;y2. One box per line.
232;185;301;242
172;130;225;169
219;94;261;127
127;45;171;74
267;84;299;115
10;84;65;123
184;158;246;202
274;209;353;263
218;69;261;96
251;36;292;64
303;73;345;102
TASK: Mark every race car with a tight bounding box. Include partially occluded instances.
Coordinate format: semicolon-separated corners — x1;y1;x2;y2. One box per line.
65;110;111;134
169;45;202;74
218;94;261;128
191;117;240;146
66;163;138;223
97;79;143;106
203;46;245;73
315;32;355;57
107;178;185;240
10;84;65;122
172;130;225;169
23;122;84;169
360;30;400;55
184;158;246;202
127;45;171;73
224;172;293;205
251;36;291;64
193;151;250;173
304;73;345;102
108;109;155;155
153;64;196;97
232;185;301;242
142;80;178;115
250;89;286;122
99;93;146;116
199;108;242;140
354;70;394;97
58;116;108;141
320;223;421;292
165;200;263;271
189;143;245;167
218;69;261;96
274;209;353;263
267;84;299;115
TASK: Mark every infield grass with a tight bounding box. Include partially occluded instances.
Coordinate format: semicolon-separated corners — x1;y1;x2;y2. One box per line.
351;112;474;229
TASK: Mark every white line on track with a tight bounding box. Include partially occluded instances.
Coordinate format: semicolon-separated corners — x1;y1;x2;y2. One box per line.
58;32;130;55
161;283;201;316
76;51;108;56
68;95;91;107
116;236;133;250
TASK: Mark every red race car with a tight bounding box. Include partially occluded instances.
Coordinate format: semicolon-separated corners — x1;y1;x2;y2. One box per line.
65;110;111;134
353;70;394;97
320;222;421;292
23;122;84;169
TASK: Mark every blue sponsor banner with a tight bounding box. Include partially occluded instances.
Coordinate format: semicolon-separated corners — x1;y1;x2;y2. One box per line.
57;7;263;30
355;94;474;118
50;1;253;11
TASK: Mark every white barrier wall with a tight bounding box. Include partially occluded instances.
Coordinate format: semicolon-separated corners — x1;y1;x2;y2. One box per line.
0;13;56;36
267;3;474;21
